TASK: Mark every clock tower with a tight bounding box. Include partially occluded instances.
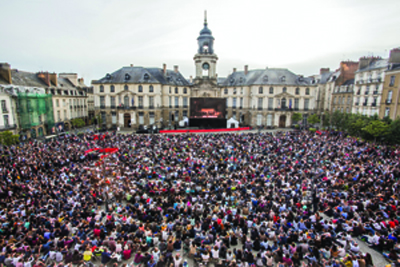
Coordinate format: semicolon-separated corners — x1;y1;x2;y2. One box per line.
194;11;218;84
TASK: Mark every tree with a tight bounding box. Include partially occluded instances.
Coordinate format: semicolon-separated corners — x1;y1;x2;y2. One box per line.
331;110;344;130
71;118;85;128
362;120;390;143
307;114;320;125
322;112;331;128
348;118;366;137
0;131;20;146
387;118;400;145
291;113;302;124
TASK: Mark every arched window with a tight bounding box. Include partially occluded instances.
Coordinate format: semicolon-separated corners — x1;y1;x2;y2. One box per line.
282;87;287;93
149;85;154;93
124;96;129;107
281;98;287;109
305;88;310;95
100;85;104;93
175;87;178;94
259;87;263;94
269;87;274;94
295;88;300;95
110;85;115;93
183;88;187;94
124;85;128;91
138;85;143;93
224;88;228;94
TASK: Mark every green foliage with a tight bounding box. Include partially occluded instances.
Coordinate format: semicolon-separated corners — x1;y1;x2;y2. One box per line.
309;128;317;132
362;120;390;142
307;114;320;125
71;118;85;128
0;131;20;146
291;113;303;123
331;110;344;130
387;118;400;144
348;118;366;137
295;124;300;129
322;112;331;127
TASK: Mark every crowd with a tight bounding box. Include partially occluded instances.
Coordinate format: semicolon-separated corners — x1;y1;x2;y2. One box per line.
0;130;400;267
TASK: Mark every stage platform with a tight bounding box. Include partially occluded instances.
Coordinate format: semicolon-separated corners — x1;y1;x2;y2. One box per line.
159;127;250;134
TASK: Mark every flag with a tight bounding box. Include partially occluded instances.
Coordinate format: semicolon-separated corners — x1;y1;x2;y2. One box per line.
316;130;322;135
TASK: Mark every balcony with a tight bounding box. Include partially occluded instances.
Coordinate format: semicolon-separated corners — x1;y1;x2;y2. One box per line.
169;105;172;109
386;99;392;104
138;106;143;109
294;107;299;111
148;106;154;109
100;105;106;109
183;105;188;108
362;103;368;106
304;108;309;111
110;105;116;109
355;102;359;106
0;124;17;131
373;91;378;95
365;91;369;95
2;109;8;113
371;103;377;107
257;107;263;110
175;105;179;108
268;107;273;111
117;106;136;110
356;91;361;95
274;107;293;111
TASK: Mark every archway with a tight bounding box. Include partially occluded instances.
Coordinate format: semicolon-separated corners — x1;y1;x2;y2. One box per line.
124;113;131;127
279;115;286;128
38;127;44;137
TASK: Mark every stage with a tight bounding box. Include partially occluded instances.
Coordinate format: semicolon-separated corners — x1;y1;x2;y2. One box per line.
159;127;250;134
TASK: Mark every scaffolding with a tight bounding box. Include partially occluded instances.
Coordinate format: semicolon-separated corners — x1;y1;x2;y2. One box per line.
17;92;54;130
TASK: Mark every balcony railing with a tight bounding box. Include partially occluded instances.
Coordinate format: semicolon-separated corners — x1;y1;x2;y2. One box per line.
386;99;392;104
100;105;106;109
110;105;116;109
363;103;368;106
268;107;273;111
138;106;143;109
0;124;17;131
274;107;293;111
117;106;136;110
356;91;360;95
257;107;263;110
70;105;72;109
148;106;154;109
2;109;8;113
174;105;179;108
371;103;377;107
373;91;378;95
365;91;369;95
355;103;359;106
183;105;188;108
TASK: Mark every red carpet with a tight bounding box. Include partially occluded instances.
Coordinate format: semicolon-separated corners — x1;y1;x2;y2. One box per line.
159;127;250;134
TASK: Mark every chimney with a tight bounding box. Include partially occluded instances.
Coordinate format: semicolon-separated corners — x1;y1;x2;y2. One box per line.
163;63;167;74
244;65;248;75
389;48;400;64
130;64;134;67
49;72;58;87
189;75;193;83
320;68;330;75
174;65;179;73
38;72;51;86
0;63;12;84
233;68;236;73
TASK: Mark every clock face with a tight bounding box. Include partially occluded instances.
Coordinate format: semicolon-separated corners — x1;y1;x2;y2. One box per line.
202;63;210;70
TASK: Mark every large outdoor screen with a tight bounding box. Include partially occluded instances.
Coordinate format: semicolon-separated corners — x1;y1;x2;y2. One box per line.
190;98;226;119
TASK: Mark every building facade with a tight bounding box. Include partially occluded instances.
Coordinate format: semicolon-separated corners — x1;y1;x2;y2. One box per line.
93;16;318;129
379;64;400;120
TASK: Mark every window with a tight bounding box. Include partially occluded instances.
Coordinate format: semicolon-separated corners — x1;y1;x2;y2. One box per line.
295;88;300;95
282;87;287;93
112;112;117;124
233;88;237;94
149;96;154;108
257;114;262;126
365;86;369;95
305;88;310;95
110;96;116;108
281;98;287;109
124;96;129;107
232;111;236;120
100;96;105;107
124;85;128;91
364;97;368;105
3;115;9;127
240;97;243;108
387;90;393;103
385;107;390;117
342;97;345;105
56;99;60;107
138;96;143;108
183;110;188;117
64;110;67;120
268;98;273;109
258;98;263;109
269;87;274;94
304;99;309;110
259;87;263;94
169;87;171;94
149;112;155;125
233;97;237;108
101;112;106;124
149;85;154;93
175;96;179;107
169;96;172;107
294;98;299;109
175;111;179;122
224;88;228;94
139;112;144;125
346;107;349;113
57;111;61;121
390;75;395;86
241;88;243;94
110;85;115;93
183;97;188;107
138;85;143;93
281;76;286;82
347;97;351;104
267;114;272;126
373;97;377;106
175;87;178;94
183;88;187;94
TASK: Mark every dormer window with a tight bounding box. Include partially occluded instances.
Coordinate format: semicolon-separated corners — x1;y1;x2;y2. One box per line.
239;77;243;83
106;74;112;80
281;76;286;82
144;73;150;80
263;75;268;82
125;74;130;80
230;78;235;84
167;76;171;82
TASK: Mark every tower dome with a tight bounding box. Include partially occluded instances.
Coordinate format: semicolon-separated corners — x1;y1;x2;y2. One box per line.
197;11;214;54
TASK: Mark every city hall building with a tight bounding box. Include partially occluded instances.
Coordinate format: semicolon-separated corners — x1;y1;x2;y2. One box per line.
92;16;317;129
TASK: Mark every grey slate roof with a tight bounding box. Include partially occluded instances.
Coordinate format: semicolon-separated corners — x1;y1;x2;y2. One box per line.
356;59;388;73
93;66;191;86
58;77;76;89
342;79;354;86
9;70;50;88
318;72;333;84
219;68;313;87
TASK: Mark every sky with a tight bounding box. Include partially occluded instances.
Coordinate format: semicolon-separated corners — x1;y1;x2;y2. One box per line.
0;0;399;84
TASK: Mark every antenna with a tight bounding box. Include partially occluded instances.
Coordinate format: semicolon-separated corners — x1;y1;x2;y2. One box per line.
204;10;207;26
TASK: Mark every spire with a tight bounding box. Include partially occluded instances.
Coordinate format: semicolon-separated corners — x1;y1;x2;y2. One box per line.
204;10;207;26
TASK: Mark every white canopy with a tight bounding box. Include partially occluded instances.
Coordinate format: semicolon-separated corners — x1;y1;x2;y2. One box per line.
178;117;189;127
227;117;239;128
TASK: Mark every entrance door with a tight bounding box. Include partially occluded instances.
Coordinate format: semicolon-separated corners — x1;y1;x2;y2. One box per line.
124;113;131;127
279;115;286;128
